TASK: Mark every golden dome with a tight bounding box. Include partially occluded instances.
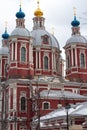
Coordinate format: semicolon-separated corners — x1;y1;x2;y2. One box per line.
34;0;43;17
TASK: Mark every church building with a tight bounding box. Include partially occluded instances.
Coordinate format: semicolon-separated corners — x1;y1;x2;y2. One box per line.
0;1;87;130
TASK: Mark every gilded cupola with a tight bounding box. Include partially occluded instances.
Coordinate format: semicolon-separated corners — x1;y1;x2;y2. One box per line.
34;0;43;17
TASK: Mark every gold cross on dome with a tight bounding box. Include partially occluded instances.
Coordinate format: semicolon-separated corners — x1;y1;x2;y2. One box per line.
5;21;8;29
37;0;40;8
73;7;76;16
20;0;22;7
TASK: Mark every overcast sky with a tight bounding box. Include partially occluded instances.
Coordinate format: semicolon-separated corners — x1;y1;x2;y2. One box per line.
0;0;87;58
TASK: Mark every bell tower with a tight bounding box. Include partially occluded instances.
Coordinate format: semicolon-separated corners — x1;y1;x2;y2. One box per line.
8;3;34;79
64;8;87;82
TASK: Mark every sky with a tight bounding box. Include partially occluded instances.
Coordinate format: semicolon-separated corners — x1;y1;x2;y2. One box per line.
0;0;87;58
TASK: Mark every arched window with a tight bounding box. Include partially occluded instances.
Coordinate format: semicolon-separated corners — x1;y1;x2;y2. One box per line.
43;102;50;110
44;56;48;69
43;37;48;43
21;97;26;111
21;47;26;62
13;42;15;60
80;53;85;67
42;35;49;44
67;55;70;68
73;48;75;66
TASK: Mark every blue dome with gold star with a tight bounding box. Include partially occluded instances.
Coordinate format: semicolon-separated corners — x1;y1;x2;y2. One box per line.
71;16;80;27
16;7;25;18
2;30;9;39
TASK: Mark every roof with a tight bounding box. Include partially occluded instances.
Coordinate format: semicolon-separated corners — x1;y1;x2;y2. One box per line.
16;7;25;19
66;35;87;45
31;29;60;49
71;16;80;27
2;30;9;39
40;102;87;122
11;27;30;37
0;46;9;55
40;90;87;100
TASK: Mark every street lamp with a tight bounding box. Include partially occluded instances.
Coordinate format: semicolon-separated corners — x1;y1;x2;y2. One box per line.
65;104;71;130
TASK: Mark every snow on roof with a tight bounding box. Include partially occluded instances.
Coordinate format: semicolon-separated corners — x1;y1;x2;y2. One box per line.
40;108;66;121
40;90;87;100
40;102;87;122
70;102;87;116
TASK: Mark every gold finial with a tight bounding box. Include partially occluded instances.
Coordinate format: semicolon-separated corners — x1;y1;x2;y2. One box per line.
34;0;43;17
20;0;21;7
73;7;76;16
37;0;39;8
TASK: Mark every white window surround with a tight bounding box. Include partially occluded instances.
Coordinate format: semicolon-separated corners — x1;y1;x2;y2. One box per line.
20;46;26;62
20;43;27;62
43;53;49;70
19;91;27;112
42;101;50;110
79;50;86;68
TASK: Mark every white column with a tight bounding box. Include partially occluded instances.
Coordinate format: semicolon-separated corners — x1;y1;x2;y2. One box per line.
9;87;11;111
54;53;56;69
12;43;13;60
15;43;17;60
71;48;73;66
39;51;41;68
75;48;77;66
52;52;53;69
13;87;16;110
36;51;37;68
29;44;33;63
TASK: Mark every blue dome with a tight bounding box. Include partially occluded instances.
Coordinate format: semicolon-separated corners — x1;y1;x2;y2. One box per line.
2;30;9;39
71;16;80;27
16;7;25;18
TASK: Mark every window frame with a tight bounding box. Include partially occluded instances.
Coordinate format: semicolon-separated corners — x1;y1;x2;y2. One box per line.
41;35;49;44
21;47;26;62
80;53;85;67
67;55;70;68
44;56;48;70
20;96;26;111
42;102;50;110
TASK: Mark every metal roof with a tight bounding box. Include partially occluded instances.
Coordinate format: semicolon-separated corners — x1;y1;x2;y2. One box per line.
40;102;87;122
31;29;60;49
11;27;30;37
0;46;9;55
66;35;87;45
40;90;87;100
